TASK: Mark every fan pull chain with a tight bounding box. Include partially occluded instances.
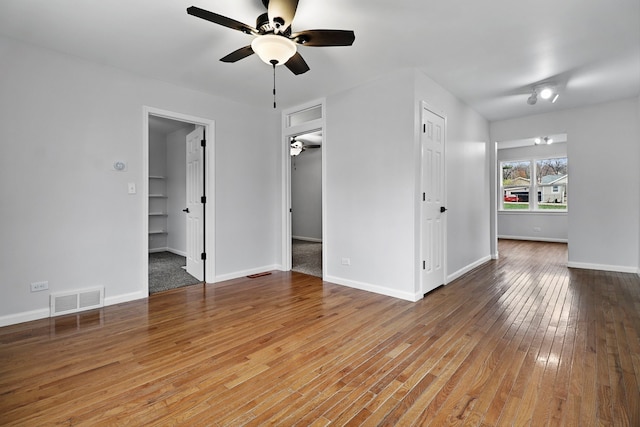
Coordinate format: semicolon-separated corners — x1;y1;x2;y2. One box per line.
271;60;277;109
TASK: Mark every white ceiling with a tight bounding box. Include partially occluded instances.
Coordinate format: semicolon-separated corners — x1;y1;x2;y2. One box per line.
1;0;638;121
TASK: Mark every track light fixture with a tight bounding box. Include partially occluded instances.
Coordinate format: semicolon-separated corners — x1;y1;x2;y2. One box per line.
527;85;559;106
534;136;553;145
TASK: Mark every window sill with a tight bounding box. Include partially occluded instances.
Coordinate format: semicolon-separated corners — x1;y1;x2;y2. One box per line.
498;210;568;215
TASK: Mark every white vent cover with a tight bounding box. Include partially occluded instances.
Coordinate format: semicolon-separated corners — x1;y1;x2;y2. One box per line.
50;287;104;316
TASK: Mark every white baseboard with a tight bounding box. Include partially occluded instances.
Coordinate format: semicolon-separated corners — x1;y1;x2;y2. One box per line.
149;247;187;257
292;236;322;243
447;255;492;284
214;264;282;283
567;261;638;274
498;235;568;243
166;248;187;257
323;275;421;302
0;308;50;328
104;290;148;306
148;247;168;253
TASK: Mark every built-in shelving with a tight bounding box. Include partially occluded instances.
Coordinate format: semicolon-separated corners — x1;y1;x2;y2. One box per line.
149;176;168;249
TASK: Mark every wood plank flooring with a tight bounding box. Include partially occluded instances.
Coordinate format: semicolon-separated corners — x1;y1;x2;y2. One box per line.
1;240;639;426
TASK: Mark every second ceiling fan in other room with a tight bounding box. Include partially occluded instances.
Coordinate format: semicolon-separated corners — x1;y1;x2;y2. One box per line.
290;135;321;156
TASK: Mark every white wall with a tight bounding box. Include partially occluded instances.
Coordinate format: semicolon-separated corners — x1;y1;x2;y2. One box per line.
497;142;568;242
490;98;640;272
324;68;490;301
291;148;322;241
0;36;280;326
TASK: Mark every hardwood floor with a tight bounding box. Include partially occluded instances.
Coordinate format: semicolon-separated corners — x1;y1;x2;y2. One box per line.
1;240;639;426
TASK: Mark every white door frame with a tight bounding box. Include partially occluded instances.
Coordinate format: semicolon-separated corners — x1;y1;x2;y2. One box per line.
419;102;447;294
142;106;215;295
281;99;326;275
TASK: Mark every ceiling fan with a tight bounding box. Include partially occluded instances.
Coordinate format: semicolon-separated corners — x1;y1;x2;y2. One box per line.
290;136;321;156
187;0;355;76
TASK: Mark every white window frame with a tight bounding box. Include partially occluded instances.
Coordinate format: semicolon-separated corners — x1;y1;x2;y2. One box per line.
500;156;568;212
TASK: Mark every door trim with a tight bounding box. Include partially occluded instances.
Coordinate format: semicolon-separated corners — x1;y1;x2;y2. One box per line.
142;106;215;295
281;99;326;275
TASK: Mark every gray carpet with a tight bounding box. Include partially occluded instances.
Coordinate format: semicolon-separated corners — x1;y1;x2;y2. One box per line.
149;251;201;294
292;240;322;278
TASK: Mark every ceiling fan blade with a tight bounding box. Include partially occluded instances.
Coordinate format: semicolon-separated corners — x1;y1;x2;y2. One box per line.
220;46;255;63
304;144;321;149
187;6;257;35
291;30;355;47
268;0;299;32
285;52;310;75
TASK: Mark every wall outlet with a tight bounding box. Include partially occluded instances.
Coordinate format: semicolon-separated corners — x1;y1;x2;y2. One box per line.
341;258;351;266
31;281;49;292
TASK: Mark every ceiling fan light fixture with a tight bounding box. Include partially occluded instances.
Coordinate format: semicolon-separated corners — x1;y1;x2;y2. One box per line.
251;34;296;65
290;140;303;156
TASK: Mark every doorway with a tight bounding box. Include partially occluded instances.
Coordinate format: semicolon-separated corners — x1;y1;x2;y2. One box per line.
143;107;215;295
290;131;323;277
281;100;325;277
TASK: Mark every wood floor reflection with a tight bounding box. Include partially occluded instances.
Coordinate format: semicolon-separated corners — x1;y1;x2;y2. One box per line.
1;240;638;426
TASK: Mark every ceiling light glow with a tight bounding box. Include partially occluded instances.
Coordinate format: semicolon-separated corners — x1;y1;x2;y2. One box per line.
539;87;553;99
251;34;296;65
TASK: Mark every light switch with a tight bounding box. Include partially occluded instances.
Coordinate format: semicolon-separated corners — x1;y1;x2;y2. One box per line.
128;182;136;194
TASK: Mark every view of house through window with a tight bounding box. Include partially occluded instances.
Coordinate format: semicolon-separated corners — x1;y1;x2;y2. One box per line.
501;157;568;211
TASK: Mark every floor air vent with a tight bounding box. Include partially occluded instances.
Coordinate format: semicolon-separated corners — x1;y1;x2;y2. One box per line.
50;287;104;316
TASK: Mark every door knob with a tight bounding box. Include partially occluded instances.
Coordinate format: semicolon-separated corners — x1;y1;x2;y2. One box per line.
440;206;447;213
183;208;190;213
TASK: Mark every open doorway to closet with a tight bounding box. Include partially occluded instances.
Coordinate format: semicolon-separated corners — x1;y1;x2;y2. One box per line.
290;131;322;277
144;109;215;295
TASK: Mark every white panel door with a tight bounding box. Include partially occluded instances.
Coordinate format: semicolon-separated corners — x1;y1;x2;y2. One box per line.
421;107;446;294
186;126;204;281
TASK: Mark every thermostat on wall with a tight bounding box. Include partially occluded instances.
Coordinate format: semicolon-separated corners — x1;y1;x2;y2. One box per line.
113;161;127;171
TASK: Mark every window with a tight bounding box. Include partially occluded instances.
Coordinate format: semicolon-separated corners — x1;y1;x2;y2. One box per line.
501;161;531;210
500;157;567;211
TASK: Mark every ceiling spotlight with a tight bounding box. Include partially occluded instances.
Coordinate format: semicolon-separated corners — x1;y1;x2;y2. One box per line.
539;87;553;99
527;84;559;106
535;136;553;145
